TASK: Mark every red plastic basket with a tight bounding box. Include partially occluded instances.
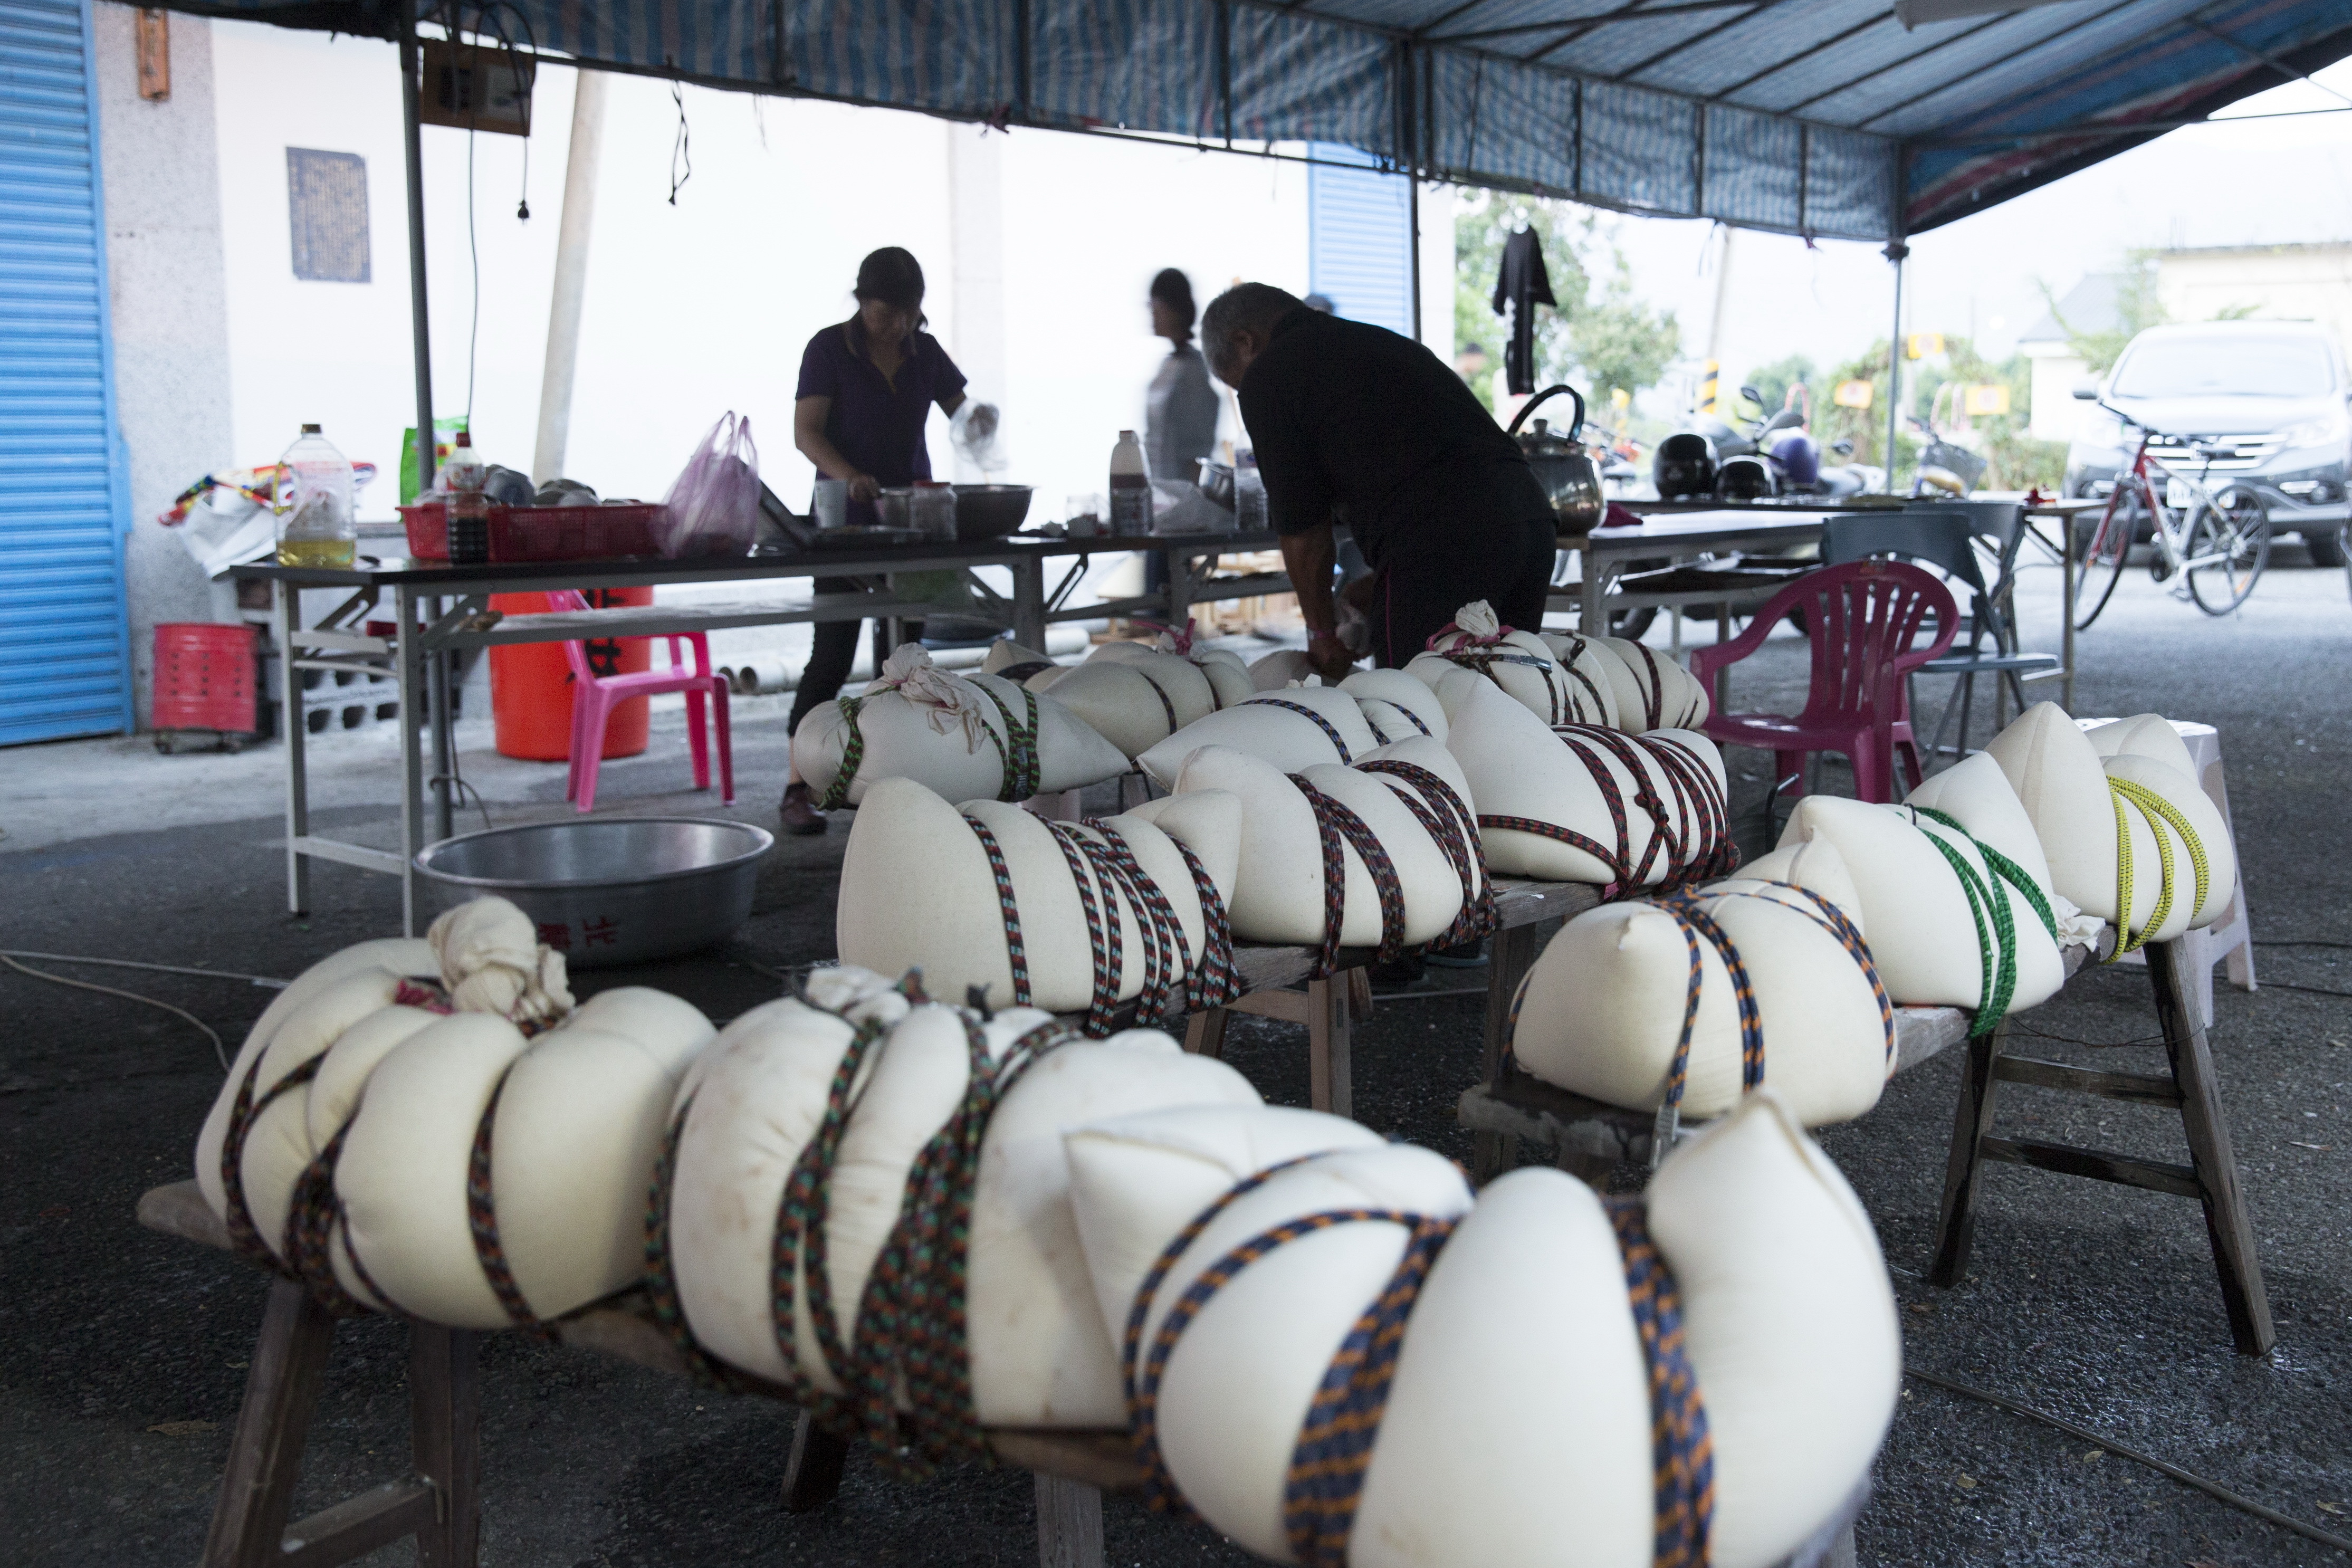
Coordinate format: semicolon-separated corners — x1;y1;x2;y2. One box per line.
153;623;256;733
400;501;665;563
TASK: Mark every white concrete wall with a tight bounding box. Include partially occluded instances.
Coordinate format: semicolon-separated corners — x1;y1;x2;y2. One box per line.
2023;341;2090;442
94;3;235;726
2156;246;2352;352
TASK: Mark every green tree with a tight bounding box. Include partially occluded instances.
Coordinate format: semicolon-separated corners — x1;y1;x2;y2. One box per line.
1739;352;1819;420
1828;337;2065;491
1454;191;1680;419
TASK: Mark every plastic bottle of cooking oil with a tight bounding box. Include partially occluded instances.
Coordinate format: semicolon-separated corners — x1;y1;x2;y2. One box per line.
1108;429;1151;537
274;424;357;568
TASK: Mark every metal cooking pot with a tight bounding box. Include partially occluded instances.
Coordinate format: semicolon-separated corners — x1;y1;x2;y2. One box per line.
413;817;773;968
1508;384;1605;537
950;484;1034;540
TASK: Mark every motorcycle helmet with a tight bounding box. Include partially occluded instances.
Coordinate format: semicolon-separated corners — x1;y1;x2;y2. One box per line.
1768;430;1821;489
1652;433;1716;500
1716;454;1772;502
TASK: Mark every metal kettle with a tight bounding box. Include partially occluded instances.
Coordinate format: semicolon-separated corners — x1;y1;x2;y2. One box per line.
1507;384;1605;537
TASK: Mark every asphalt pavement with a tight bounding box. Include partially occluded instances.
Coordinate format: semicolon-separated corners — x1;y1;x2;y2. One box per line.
2;548;2346;1566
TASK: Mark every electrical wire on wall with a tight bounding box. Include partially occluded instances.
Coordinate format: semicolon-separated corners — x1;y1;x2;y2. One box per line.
670;80;692;203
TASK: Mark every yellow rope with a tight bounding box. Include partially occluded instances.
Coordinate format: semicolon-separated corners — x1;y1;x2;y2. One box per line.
2105;777;2210;961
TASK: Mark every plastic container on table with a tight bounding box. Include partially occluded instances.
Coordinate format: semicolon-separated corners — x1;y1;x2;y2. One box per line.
152;623;256;733
487;588;653;761
400;501;664;563
275;424;357;568
1109;430;1151;537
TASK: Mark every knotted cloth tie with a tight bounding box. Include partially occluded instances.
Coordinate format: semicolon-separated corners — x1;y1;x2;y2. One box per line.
1900;806;2061;1037
1123;1161;1714;1568
2104;777;2210;962
642;977;1082;1477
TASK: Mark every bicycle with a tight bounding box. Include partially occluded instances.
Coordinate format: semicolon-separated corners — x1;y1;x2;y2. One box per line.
2072;401;2270;629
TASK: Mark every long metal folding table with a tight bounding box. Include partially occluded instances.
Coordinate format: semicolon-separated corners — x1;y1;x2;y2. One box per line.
232;530;1285;933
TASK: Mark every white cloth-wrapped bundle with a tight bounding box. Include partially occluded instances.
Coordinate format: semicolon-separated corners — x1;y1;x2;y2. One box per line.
1341;668;1449;747
1443;675;1735;888
1249;649;1318;691
1173;739;1491;963
1508;837;1894;1126
197;897;715;1327
1405;599;1617;726
792;645;1127;808
1076;1091;1897;1568
835;777;1243;1029
658;968;1259;1442
1984;703;2235;950
1089;633;1256;710
1023;646;1246;759
1576;633;1712;731
979;638;1058;677
1776;788;2067;1020
1137;683;1379;789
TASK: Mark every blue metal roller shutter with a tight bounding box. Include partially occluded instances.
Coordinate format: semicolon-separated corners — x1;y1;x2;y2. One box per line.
0;0;132;745
1306;142;1412;340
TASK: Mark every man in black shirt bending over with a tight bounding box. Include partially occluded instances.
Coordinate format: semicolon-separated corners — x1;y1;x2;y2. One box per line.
1201;282;1557;680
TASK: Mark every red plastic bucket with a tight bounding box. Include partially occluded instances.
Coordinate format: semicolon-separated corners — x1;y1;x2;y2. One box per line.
153;623;256;732
488;589;653;761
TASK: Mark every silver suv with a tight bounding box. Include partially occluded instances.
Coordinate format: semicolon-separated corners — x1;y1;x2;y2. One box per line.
2067;321;2351;567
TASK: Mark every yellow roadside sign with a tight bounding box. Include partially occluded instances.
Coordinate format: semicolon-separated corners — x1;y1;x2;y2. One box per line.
1833;379;1875;409
1963;383;2012;416
1906;332;1945;359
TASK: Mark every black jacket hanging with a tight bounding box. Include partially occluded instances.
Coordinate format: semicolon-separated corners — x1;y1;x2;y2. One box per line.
1491;229;1556;396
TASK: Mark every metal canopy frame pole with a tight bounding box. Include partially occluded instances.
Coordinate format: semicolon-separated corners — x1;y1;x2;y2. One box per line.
398;6;453;846
1882;236;1907;494
398;6;436;491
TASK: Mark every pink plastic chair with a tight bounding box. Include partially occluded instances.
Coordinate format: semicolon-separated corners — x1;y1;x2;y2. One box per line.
1687;559;1957;804
544;589;733;813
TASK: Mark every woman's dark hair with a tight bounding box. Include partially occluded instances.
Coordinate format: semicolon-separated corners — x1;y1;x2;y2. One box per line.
854;247;927;320
1150;267;1197;333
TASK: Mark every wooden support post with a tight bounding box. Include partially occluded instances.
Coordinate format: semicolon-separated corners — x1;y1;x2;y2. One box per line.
1034;1472;1106;1568
1182;1008;1230;1060
1473;920;1555;1182
1928;1020;2006;1287
408;1326;482;1567
2149;940;2273;1355
1307;976;1352;1120
780;1409;851;1513
203;1278;338;1568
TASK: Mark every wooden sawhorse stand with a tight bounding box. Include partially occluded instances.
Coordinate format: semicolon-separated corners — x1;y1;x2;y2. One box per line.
1930;936;2274;1355
136;1182;1130;1568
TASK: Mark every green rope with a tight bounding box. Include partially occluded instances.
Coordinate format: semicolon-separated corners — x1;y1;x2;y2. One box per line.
972;680;1043;801
814;695;867;811
1902;808;2017;1038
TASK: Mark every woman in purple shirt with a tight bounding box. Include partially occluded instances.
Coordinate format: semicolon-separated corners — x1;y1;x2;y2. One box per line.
781;247;968;835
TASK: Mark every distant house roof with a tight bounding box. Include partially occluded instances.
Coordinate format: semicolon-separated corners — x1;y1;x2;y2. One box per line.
2021;273;2125;347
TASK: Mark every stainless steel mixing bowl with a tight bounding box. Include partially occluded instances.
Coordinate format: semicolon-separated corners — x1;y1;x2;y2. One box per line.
413;817;772;967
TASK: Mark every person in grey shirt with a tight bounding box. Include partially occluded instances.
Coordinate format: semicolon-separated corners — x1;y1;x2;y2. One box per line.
1145;268;1219;487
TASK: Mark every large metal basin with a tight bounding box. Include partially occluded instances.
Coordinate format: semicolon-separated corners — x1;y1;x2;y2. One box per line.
414;817;772;968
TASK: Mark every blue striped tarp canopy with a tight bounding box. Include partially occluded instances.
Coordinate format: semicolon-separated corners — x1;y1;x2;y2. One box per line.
162;0;2352;240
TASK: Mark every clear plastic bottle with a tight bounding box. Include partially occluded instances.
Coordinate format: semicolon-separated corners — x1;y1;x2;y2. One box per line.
1109;429;1151;537
274;423;357;568
1234;446;1268;533
443;431;491;565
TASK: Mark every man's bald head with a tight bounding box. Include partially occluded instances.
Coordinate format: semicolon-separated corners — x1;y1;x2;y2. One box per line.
1201;283;1306;388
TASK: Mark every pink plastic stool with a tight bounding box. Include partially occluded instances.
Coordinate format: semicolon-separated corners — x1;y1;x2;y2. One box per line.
544;589;733;812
